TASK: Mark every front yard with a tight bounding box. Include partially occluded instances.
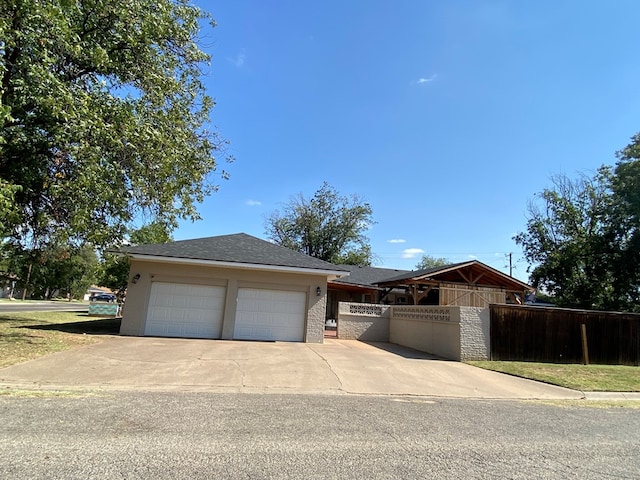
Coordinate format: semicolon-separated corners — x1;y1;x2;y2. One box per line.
0;311;120;368
468;360;640;392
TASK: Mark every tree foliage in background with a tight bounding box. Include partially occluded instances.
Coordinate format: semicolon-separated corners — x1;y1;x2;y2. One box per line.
607;133;640;309
415;255;451;270
515;133;640;311
4;242;98;300
266;182;376;266
0;0;228;251
100;221;173;295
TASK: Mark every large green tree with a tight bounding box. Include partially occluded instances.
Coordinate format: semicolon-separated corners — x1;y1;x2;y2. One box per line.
607;134;640;309
514;171;612;309
515;129;640;312
266;182;376;265
1;0;227;250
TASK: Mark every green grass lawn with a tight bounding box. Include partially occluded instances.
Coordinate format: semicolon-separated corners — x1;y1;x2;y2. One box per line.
0;311;120;368
468;360;640;392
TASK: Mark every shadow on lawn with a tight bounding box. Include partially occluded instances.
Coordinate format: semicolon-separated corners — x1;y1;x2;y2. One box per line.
23;317;121;335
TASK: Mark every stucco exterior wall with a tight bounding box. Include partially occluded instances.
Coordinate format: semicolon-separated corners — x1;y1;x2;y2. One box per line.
459;307;490;360
337;303;390;341
335;303;492;360
389;306;461;360
120;259;329;343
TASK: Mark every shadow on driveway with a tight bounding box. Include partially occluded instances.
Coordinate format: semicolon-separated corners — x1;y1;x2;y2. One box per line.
362;341;449;361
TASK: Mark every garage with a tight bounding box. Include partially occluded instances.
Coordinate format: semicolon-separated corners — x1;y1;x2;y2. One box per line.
144;282;226;339
234;288;307;342
119;233;349;343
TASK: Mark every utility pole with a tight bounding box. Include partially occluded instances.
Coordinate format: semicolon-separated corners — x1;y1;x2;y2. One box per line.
506;252;513;277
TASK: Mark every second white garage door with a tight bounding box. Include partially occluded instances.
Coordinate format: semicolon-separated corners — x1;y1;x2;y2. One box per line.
144;282;226;339
234;288;307;342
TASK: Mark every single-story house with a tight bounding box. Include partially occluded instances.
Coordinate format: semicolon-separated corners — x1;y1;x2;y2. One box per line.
327;261;531;315
118;233;348;343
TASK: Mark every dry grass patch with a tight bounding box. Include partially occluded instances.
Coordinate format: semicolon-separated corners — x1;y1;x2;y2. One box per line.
0;311;120;368
0;387;103;398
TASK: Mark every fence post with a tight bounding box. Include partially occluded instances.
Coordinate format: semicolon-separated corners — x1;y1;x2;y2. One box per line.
580;323;589;365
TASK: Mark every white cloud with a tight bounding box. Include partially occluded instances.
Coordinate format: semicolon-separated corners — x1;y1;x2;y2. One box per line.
229;50;246;67
413;74;437;85
402;248;425;259
245;199;261;206
468;254;478;259
388;239;406;244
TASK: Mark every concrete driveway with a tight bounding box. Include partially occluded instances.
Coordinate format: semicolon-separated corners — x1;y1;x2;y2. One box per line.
0;337;583;399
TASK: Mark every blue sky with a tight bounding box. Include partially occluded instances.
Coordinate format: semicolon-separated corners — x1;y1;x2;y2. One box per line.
175;1;640;281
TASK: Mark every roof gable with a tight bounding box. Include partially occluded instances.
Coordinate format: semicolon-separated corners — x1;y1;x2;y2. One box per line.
375;260;531;291
121;233;349;274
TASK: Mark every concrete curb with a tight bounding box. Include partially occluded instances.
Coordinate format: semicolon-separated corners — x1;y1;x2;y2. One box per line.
582;391;640;401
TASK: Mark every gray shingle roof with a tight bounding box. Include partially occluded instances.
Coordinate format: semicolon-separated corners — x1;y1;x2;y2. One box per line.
121;233;349;273
330;265;411;288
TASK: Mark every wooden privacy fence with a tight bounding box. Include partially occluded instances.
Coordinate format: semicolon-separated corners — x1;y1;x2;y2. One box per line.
490;304;640;365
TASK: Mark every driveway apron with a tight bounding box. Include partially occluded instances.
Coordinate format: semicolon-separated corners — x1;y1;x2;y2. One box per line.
0;336;583;399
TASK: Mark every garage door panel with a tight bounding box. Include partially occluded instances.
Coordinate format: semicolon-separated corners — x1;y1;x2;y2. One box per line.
145;282;225;339
234;288;306;342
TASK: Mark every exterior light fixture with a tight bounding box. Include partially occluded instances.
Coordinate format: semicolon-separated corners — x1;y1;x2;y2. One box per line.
316;286;322;296
132;273;141;284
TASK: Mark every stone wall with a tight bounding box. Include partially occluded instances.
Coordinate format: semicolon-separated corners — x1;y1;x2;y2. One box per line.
459;306;490;360
306;291;327;343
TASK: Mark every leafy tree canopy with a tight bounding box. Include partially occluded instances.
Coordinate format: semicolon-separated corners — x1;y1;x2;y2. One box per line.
415;255;451;270
3;241;98;300
1;0;228;250
100;221;173;295
265;182;376;266
515;132;640;312
514;171;611;309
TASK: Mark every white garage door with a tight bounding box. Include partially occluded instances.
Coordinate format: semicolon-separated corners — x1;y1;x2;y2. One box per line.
144;282;226;339
234;288;306;342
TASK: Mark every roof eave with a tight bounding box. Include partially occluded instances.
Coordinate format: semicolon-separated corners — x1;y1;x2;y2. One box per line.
127;253;349;277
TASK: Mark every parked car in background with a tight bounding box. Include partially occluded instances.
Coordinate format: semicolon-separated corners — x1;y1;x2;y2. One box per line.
91;293;117;303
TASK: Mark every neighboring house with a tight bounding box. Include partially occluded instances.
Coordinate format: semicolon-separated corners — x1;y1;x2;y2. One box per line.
118;233;348;343
328;260;531;314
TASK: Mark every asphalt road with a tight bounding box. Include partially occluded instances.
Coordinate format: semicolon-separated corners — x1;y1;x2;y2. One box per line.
0;301;88;313
1;391;638;479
